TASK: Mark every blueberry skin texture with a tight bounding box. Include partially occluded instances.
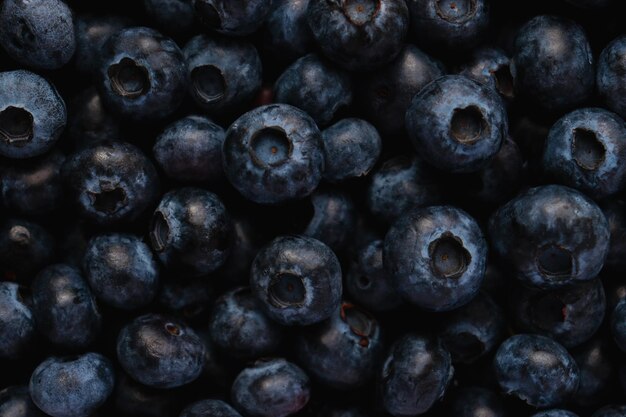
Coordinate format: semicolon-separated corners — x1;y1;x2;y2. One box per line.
572;338;615;407
62;141;160;225
183;35;262;116
31;264;101;349
597;36;626;119
209;287;283;358
360;44;445;136
306;0;409;71
592;405;626;417
193;0;272;36
1;151;65;217
367;156;443;224
346;240;403;312
407;0;489;51
384;206;487;312
83;234;160;310
489;185;610;289
439;292;506;364
322;118;381;182
149;187;233;276
379;334;453;417
153;115;225;183
117;314;206;389
0;282;35;359
231;358;311;417
67;87;122;149
460;47;515;100
144;0;197;39
303;187;356;251
542;108;626;199
493;334;579;408
29;353;115;417
601;199;626;272
511;279;605;348
406;75;508;173
180;399;242;417
512;15;594;113
0;218;54;283
264;0;314;64
531;411;579;417
98;27;187;121
0;386;47;417
222;104;324;205
74;14;131;75
448;387;506;417
0;70;67;159
250;235;342;326
612;299;626;352
295;303;384;390
274;53;353;127
0;0;75;70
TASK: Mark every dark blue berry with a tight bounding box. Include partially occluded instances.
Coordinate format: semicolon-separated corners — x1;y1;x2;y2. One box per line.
144;0;198;39
572;338;615;407
460;47;514;100
74;14;131;75
597;35;626;120
531;411;579;417
180;399;242;417
0;282;34;359
0;218;54;283
612;298;626;353
447;387;506;417
264;0;314;64
193;0;273;36
0;385;47;417
67;87;122;149
303;187;355;251
592;405;626;417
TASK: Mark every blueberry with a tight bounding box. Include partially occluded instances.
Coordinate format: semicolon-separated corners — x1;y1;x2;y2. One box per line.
406;75;508;173
591;405;626;417
601;199;626;272
158;278;214;322
67;87;122;149
543;108;626;199
31;264;101;349
0;282;34;359
384;206;487;312
447;387;506;417
531;411;579;417
510;279;606;348
367;155;444;224
264;0;314;64
180;399;242;417
489;185;610;289
0;0;75;70
193;0;272;36
460;47;514;100
512;15;594;113
612;298;626;353
493;334;579;408
153;115;225;183
98;27;187;121
231;358;310;417
345;239;403;312
295;302;384;390
274;53;353;127
144;0;198;39
62;141;160;225
321;118;381;182
117;314;205;389
439;292;506;364
209;287;283;358
378;334;453;416
407;0;490;51
318;406;368;417
83;233;160;310
0;70;67;159
306;0;409;71
0;218;54;283
250;235;342;326
0;385;47;417
359;44;445;136
113;373;175;417
29;353;115;417
222;104;324;205
149;187;233;276
572;338;615;407
74;14;131;75
216;213;263;285
1;151;65;217
303;187;356;251
597;36;626;119
183;35;262;116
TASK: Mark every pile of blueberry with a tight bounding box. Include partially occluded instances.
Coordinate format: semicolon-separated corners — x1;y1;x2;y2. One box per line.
1;0;626;416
